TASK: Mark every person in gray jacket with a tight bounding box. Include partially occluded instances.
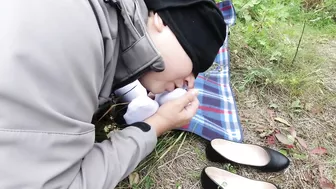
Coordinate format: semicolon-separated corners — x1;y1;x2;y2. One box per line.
0;0;226;188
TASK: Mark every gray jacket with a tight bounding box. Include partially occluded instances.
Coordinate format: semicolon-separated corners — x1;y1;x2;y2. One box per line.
0;0;163;188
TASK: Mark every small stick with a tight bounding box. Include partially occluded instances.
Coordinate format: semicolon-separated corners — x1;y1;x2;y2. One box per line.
158;132;185;160
291;20;307;65
169;133;188;168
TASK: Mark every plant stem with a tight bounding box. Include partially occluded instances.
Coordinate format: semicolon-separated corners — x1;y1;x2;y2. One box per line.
291;20;307;65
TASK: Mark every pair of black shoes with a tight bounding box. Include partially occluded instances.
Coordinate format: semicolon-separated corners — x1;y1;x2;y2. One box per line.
201;139;290;189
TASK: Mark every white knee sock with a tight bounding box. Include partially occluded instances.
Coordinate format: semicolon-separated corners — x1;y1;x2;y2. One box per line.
124;88;187;124
123;95;159;124
115;81;188;124
114;80;147;102
155;88;187;106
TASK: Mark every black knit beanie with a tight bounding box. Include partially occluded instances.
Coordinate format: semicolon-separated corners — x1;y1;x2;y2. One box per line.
144;0;227;76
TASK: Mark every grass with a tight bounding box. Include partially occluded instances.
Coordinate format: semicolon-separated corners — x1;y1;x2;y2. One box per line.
229;0;335;99
95;0;336;188
115;131;207;189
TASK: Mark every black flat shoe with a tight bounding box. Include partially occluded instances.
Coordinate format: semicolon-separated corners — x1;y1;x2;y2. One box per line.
205;139;290;172
201;166;280;189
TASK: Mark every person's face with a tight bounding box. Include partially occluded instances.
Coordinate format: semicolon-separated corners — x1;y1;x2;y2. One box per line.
139;12;195;94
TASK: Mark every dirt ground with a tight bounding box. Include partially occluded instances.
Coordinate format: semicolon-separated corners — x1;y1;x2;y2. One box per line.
115;41;335;189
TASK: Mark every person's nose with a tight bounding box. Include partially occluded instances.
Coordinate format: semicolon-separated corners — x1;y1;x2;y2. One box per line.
185;76;195;89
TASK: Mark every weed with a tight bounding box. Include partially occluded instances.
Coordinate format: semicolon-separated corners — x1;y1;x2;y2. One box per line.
230;0;335;103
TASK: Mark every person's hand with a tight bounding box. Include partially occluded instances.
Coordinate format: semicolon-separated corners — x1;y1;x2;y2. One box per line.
144;89;199;136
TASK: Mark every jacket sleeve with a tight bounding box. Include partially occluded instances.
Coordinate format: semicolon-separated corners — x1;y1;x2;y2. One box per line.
0;1;157;189
71;125;157;189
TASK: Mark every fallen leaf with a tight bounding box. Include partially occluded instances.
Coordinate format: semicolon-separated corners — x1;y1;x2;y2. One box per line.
267;135;276;145
255;125;268;132
303;172;314;184
311;105;324;115
267;108;276;120
129;172;140;186
289;127;297;138
293;153;308;160
279;149;288;156
289;113;295;120
291;99;302;109
275;133;294;145
274;117;292;127
259;132;268;138
286;144;295;149
326;133;333;138
293;109;303;113
311;147;328;155
287;135;296;144
319;177;335;189
319;165;325;177
259;130;274;138
269;103;279;109
297;137;308;149
305;103;314;111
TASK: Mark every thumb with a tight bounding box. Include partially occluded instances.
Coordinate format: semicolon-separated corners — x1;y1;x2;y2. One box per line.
175;89;199;109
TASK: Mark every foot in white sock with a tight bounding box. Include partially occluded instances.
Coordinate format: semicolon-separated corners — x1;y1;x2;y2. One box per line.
155;88;187;106
114;80;147;102
123;96;159;124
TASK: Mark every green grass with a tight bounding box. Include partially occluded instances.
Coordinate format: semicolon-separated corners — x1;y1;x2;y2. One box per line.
116;131;189;189
229;0;335;102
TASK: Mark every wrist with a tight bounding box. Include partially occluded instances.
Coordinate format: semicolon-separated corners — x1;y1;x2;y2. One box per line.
144;115;170;137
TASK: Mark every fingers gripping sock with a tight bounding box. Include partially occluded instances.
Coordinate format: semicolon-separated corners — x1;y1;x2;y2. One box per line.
124;88;187;124
117;82;187;124
155;88;187;106
123;96;159;124
114;80;147;102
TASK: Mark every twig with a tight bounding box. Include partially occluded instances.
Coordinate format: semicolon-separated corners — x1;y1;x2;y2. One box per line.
158;132;185;160
291;20;307;65
298;171;306;188
158;151;190;169
190;180;200;189
138;160;161;185
97;102;128;121
169;133;188;167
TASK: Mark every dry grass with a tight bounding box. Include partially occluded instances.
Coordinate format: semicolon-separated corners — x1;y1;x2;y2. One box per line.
111;39;336;189
302;0;324;10
233;90;336;189
92;2;336;187
115;92;335;189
